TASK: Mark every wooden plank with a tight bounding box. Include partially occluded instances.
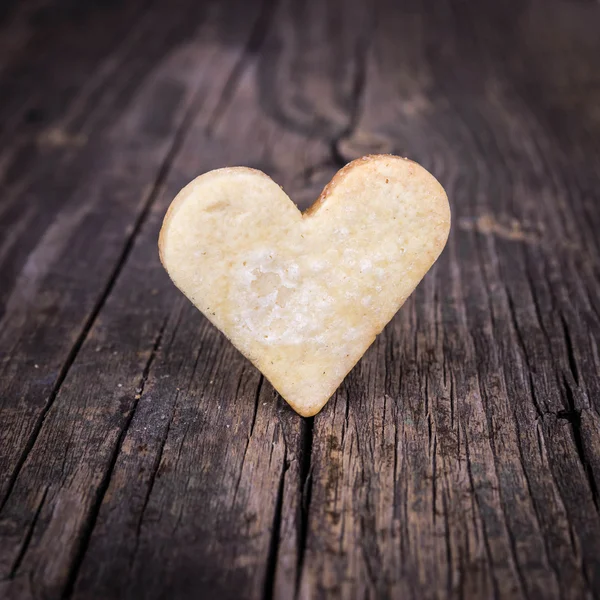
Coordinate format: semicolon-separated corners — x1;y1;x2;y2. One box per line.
298;0;600;598
0;0;239;506
0;1;272;594
0;0;310;597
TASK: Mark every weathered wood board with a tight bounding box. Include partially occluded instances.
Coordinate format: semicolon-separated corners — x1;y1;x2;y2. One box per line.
1;0;599;598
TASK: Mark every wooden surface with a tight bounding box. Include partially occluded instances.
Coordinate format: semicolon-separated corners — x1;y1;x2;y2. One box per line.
1;0;600;598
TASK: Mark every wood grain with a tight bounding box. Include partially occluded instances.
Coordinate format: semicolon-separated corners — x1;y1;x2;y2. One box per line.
1;0;599;598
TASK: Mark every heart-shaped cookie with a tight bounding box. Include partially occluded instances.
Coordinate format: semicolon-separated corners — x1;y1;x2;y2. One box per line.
159;155;450;416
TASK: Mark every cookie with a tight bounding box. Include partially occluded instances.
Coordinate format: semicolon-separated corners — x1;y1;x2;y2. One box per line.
159;155;450;416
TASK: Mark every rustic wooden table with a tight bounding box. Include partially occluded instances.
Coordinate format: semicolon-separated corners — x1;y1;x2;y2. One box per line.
1;0;600;598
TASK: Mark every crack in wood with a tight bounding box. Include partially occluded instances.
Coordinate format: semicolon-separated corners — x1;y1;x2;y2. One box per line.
503;286;546;420
61;320;167;599
124;317;179;577
533;410;596;598
358;512;378;594
432;426;438;525
522;255;554;350
250;375;264;439
535;421;545;460
392;416;399;514
8;486;48;579
561;377;599;512
560;314;580;386
294;416;314;598
263;456;288;600
233;374;264;504
449;367;455;431
464;431;500;600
